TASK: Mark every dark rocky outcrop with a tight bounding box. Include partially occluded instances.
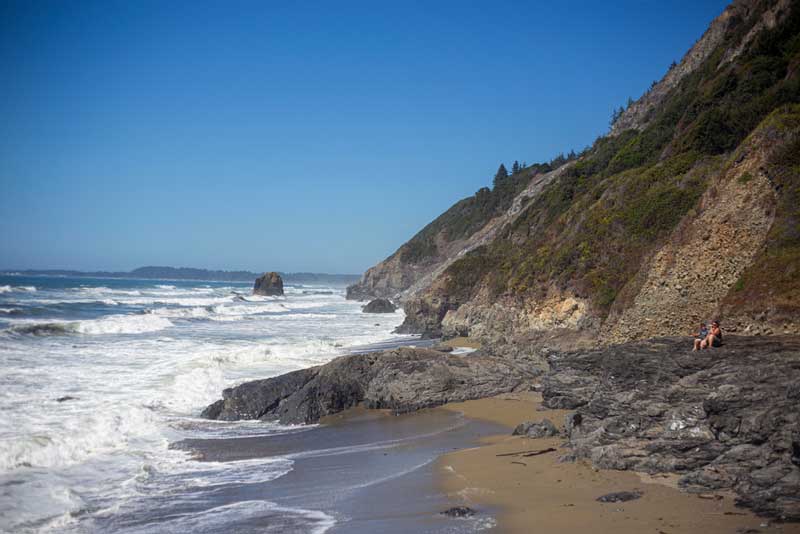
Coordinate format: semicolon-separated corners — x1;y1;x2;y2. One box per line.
394;294;455;338
362;298;396;314
440;506;476;518
542;335;800;520
596;491;642;503
202;347;536;424
253;272;284;296
512;418;559;439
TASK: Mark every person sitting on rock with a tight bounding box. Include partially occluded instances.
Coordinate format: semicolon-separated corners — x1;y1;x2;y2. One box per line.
692;322;709;351
700;320;723;349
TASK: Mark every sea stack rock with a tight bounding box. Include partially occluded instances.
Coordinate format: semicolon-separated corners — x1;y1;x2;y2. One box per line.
253;272;284;296
362;298;396;313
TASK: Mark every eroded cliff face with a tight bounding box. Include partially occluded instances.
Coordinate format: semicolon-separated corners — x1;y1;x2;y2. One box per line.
345;251;422;301
353;0;800;349
442;287;592;343
601;124;784;343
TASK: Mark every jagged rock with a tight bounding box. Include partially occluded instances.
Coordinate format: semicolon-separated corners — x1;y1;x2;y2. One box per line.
542;335;800;520
203;347;536;424
596;491;642;503
440;506;476;518
253;272;284;296
362;298;396;314
512;418;559;438
564;412;583;438
395;295;454;338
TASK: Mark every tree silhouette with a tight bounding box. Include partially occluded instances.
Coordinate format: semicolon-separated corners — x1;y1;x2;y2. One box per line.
493;164;509;188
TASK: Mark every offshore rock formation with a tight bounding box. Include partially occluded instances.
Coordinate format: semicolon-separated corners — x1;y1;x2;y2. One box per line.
542;336;800;520
253;272;284;296
202;347;536;424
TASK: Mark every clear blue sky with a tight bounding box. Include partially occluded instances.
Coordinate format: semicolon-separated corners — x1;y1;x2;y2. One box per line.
1;0;728;274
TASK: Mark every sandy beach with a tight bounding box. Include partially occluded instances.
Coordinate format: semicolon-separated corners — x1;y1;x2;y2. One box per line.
437;392;800;534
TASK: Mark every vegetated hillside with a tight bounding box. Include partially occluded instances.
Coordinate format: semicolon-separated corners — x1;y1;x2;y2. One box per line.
374;0;800;347
345;157;576;301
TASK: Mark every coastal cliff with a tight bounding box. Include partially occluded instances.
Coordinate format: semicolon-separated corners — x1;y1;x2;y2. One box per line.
349;0;800;348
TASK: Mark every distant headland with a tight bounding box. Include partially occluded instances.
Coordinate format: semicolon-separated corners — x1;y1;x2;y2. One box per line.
2;266;360;286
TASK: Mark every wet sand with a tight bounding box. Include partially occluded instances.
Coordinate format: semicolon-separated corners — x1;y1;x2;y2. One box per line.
437;392;800;534
178;405;507;533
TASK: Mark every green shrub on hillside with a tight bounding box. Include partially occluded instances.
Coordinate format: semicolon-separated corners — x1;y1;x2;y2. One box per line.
723;105;800;315
398;159;573;265
441;2;800;315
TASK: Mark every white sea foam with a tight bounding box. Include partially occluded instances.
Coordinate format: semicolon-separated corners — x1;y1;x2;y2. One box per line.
110;500;335;534
2;314;174;337
0;405;159;471
77;287;142;296
0;277;406;532
122;295;237;307
75;314;174;335
0;284;36;293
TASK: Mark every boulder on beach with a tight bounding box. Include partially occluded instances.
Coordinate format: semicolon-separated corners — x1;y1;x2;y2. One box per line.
512;418;559;438
253;272;284;296
362;298;396;313
596;491;642;503
440;506;476;518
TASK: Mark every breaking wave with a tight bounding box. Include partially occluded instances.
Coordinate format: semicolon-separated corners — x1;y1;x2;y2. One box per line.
0;285;37;293
3;314;174;337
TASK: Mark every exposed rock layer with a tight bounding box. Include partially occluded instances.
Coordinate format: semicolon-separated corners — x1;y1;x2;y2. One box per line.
542;336;800;520
202;347;537;424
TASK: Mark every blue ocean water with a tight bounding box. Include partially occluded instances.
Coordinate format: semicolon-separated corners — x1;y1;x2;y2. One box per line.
0;275;408;533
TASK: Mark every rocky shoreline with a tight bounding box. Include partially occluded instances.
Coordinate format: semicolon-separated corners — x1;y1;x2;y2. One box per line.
202;346;537;424
541;335;800;521
203;335;800;521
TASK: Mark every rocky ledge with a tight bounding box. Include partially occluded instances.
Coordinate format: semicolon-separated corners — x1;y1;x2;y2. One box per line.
202;347;536;424
541;335;800;521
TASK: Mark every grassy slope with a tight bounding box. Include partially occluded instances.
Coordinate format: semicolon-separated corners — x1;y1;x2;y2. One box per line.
396;162;560;265
443;0;800;316
723;104;800;319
